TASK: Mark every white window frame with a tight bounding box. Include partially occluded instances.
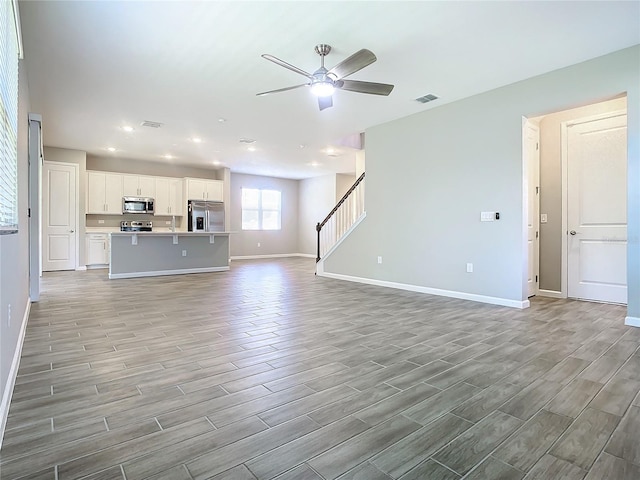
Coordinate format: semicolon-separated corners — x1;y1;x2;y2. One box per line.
241;188;282;231
0;0;22;234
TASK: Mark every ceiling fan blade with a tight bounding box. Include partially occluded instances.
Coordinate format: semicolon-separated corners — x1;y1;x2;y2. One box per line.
256;84;309;96
336;79;394;96
318;95;333;111
327;49;377;80
262;54;314;80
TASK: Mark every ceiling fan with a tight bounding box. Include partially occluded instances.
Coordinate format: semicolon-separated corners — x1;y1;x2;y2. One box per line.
256;44;394;111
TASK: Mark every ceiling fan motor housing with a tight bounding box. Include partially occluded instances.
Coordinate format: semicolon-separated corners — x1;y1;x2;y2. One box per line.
314;44;332;57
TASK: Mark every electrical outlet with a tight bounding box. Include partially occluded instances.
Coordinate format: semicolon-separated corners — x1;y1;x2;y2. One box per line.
98;220;105;224
165;221;171;225
466;263;473;273
182;250;187;257
377;256;383;264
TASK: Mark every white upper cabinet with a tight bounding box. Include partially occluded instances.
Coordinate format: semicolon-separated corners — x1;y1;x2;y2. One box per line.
87;171;123;214
186;178;223;202
123;174;156;198
155;177;184;216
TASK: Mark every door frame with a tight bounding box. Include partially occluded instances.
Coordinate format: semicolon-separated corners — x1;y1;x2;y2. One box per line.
28;113;42;301
523;118;540;298
42;160;80;271
560;109;627;299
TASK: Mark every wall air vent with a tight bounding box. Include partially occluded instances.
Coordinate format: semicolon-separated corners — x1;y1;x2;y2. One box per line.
415;94;439;104
140;120;164;128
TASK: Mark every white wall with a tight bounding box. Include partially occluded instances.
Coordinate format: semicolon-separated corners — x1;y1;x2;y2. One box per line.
230;173;299;257
1;60;32;441
324;46;639;316
298;175;337;256
336;174;356;202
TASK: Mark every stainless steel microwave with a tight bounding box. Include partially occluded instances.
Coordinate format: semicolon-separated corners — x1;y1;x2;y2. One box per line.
122;196;154;214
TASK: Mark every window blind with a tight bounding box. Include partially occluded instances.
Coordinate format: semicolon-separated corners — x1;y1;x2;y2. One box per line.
0;0;19;234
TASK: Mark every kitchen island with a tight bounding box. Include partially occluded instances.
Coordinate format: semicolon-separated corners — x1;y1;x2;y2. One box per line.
109;231;230;279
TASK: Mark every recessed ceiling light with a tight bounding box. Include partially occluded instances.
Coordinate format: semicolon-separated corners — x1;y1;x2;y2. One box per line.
163;154;173;159
121;125;134;132
299;144;306;149
191;137;202;143
218;118;227;123
107;147;116;152
247;146;256;152
325;147;336;155
311;162;319;167
212;161;221;166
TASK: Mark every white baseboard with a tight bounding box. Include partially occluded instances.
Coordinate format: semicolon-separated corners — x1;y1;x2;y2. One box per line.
86;264;108;270
537;289;565;299
0;298;31;449
231;253;315;261
108;266;229;279
625;316;640;328
75;265;87;271
317;271;530;309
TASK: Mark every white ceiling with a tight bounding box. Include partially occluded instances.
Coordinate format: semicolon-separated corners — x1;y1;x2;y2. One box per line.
19;1;640;179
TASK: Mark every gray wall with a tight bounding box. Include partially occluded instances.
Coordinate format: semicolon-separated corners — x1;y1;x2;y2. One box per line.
324;46;639;317
86;155;221;180
43;147;87;264
538;97;627;292
230;173;299;257
1;60;31;435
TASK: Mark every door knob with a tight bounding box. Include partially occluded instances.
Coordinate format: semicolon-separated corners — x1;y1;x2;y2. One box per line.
569;230;577;235
69;230;74;233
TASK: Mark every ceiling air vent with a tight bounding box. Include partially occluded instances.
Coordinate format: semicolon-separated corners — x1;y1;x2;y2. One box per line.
239;138;256;144
415;94;438;104
140;120;164;128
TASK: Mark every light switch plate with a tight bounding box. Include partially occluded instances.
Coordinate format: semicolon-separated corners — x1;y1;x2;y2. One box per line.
480;212;495;222
540;214;548;223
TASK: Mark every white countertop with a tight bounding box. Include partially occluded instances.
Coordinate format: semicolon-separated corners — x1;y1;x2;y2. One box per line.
85;228;120;233
110;231;232;236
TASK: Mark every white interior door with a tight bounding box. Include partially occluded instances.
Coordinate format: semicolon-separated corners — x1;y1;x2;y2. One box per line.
567;113;627;304
525;121;540;297
42;161;77;271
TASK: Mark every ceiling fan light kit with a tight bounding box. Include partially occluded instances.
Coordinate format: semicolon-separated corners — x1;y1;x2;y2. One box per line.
257;44;394;111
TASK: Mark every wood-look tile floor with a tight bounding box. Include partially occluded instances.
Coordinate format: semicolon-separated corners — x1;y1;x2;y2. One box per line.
1;258;639;480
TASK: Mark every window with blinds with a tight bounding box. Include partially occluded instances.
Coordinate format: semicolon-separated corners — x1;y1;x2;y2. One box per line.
0;0;20;234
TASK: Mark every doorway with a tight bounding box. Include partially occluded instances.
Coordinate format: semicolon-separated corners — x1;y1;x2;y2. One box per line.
42;161;78;271
534;96;628;305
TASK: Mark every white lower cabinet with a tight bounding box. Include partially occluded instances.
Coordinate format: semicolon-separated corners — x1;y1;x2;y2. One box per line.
86;233;110;267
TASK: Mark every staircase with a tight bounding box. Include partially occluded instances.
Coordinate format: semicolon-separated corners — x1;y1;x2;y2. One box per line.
316;172;365;263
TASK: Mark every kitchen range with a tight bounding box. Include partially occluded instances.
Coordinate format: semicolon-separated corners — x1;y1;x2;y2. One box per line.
120;220;153;232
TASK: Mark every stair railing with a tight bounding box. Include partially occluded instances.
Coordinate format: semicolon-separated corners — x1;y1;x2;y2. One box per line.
316;172;365;262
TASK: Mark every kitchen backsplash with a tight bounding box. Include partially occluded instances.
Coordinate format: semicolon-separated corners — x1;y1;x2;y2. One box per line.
86;214;185;230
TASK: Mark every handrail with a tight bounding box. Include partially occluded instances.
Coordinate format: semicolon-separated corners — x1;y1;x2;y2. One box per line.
318;172;365;229
316;172;365;262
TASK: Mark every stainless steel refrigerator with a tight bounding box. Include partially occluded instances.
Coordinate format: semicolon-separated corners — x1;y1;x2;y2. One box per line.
187;200;225;232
